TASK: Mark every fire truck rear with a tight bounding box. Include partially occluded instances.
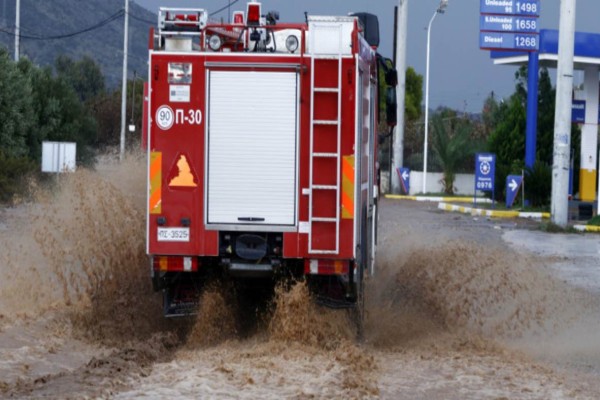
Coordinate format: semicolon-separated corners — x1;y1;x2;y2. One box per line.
146;2;397;316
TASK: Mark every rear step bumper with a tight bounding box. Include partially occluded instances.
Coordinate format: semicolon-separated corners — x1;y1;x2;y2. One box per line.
315;295;358;309
227;262;273;278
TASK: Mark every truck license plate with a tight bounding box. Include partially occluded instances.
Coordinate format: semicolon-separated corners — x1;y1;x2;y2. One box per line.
157;227;190;242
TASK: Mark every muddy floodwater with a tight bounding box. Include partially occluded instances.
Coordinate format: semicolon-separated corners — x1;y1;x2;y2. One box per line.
0;155;599;399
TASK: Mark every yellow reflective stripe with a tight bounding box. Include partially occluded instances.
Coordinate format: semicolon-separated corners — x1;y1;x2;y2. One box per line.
149;152;162;214
342;155;355;219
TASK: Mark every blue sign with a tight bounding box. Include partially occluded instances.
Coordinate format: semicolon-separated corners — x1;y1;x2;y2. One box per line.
479;15;538;33
572;100;586;123
480;32;539;51
397;167;410;195
571;100;600;124
475;153;496;192
480;0;540;17
505;175;523;208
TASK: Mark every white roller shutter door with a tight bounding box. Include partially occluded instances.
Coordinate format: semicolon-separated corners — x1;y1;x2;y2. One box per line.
206;70;298;227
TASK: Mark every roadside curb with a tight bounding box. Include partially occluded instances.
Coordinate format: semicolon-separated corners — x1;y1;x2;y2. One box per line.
385;195;492;203
573;224;600;233
384;194;551;220
437;202;550;220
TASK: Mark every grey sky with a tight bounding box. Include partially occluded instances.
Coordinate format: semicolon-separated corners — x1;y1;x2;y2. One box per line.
134;0;599;112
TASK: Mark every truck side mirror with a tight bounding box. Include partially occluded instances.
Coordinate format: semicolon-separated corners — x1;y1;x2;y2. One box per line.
385;68;398;87
386;87;397;126
351;13;380;48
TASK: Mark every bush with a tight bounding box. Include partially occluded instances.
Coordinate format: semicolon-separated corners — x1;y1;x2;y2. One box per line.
0;151;38;204
587;215;600;226
524;161;551;207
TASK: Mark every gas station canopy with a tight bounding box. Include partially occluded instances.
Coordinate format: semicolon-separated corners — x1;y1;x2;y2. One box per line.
491;29;600;68
490;29;600;203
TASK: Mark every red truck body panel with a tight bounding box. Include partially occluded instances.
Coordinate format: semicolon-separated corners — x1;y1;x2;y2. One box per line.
146;10;379;289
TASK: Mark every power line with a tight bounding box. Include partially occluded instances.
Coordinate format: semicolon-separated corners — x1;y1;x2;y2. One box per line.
128;0;242;25
0;9;124;40
0;0;244;42
127;11;154;26
211;0;240;17
129;0;240;25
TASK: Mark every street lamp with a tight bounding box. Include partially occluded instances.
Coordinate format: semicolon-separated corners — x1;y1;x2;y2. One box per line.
422;0;448;194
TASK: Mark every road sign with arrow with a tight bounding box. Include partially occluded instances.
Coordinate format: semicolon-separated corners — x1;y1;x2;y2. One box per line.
506;175;524;208
397;167;410;195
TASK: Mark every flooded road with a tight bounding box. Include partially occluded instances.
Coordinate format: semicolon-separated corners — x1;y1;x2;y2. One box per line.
504;230;600;293
0;156;599;399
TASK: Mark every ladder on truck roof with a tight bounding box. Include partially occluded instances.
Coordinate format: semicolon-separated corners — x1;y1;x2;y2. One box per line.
307;21;344;255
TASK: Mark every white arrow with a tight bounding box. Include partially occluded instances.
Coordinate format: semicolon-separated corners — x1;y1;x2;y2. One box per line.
402;170;409;181
508;179;519;192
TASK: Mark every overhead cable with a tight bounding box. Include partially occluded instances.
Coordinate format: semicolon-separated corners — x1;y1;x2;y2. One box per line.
211;0;241;16
0;7;158;40
0;0;244;41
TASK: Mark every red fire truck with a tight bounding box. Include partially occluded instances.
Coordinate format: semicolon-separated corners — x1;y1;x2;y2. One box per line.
146;2;397;316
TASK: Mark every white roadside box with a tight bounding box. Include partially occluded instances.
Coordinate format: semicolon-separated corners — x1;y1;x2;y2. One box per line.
41;141;76;173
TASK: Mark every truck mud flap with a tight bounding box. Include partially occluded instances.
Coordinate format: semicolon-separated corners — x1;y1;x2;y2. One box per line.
163;280;201;317
309;275;357;309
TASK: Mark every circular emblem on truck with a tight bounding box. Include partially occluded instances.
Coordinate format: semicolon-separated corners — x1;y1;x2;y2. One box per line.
156;105;174;130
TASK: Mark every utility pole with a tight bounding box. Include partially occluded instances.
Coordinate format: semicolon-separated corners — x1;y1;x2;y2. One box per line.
120;0;129;161
14;0;20;61
551;0;577;227
392;0;408;194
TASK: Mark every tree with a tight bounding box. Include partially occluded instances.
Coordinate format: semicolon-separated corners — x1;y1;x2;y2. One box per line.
55;55;106;103
535;68;556;165
488;95;526;167
87;75;144;150
405;67;423;122
514;66;556;165
487;94;526;201
401;68;425;171
487;66;580;204
378;63;423;172
430;111;481;194
481;92;503;138
18;57;98;165
88;90;122;149
0;49;35;158
0;50;101;202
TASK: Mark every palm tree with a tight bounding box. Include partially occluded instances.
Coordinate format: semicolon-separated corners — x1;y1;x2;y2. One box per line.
430;114;479;195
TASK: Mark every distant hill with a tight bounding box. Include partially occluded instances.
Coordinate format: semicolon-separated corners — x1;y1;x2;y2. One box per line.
0;0;156;87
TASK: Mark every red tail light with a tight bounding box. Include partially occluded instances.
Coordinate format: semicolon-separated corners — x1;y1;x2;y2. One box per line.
246;2;261;26
233;11;245;25
153;256;198;272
